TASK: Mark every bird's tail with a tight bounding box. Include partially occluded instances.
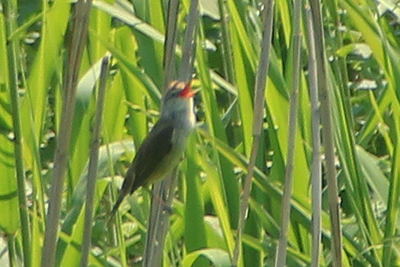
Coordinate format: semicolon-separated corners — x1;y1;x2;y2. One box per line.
108;194;125;223
108;168;139;224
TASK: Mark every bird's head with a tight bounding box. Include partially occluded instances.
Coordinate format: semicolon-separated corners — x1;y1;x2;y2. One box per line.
160;81;196;120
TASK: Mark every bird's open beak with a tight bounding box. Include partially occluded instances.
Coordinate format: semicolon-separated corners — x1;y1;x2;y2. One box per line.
179;82;199;98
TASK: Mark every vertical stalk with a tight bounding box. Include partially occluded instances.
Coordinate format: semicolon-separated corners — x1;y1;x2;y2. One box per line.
143;0;200;265
178;0;199;82
41;1;93;266
162;0;180;89
305;6;322;267
309;0;342;265
232;0;274;265
274;0;302;265
80;56;109;267
142;0;180;265
2;0;32;266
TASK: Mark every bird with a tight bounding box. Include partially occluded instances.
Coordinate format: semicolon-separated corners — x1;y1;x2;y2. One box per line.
110;80;196;219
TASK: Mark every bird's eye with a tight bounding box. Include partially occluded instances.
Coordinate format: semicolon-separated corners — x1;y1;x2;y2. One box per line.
164;89;178;101
170;90;179;97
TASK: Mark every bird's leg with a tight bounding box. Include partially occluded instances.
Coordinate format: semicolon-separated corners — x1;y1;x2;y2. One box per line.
144;186;173;214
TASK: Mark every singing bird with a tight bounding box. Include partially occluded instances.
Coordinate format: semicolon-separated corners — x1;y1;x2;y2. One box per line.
110;81;196;218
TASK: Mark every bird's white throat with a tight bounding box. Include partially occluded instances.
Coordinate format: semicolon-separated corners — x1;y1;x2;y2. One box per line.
161;98;195;130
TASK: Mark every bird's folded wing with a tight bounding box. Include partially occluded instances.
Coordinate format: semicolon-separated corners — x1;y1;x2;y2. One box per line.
131;119;174;190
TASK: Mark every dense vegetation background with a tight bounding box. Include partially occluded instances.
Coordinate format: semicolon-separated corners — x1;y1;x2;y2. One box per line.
1;0;400;266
